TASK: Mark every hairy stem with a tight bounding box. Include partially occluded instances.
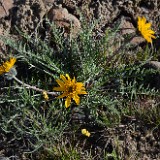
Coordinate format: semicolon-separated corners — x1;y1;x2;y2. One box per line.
13;76;58;96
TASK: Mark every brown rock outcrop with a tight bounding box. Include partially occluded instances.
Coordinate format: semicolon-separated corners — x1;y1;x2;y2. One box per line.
0;0;14;19
47;6;81;37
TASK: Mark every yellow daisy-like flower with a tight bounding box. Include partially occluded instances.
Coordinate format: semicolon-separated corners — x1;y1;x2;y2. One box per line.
42;91;49;101
81;129;91;137
0;57;16;75
137;16;156;43
53;74;87;108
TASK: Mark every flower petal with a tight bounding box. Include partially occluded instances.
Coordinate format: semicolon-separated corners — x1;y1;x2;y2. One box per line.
66;74;71;82
73;94;80;105
53;87;65;91
57;92;68;99
56;79;65;87
78;91;87;94
60;74;68;83
65;96;71;108
72;77;76;83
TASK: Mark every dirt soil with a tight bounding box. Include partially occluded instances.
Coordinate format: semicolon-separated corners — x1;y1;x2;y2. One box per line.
0;0;160;160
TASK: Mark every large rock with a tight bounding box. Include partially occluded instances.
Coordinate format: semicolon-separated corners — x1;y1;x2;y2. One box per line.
0;0;14;19
47;6;81;37
11;0;47;33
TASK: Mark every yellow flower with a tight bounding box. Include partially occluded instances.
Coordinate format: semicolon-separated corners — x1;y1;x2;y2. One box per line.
137;16;156;43
81;129;91;137
53;74;87;108
42;91;49;101
0;57;16;75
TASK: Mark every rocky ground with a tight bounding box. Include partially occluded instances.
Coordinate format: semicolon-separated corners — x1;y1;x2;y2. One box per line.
0;0;160;42
0;0;160;160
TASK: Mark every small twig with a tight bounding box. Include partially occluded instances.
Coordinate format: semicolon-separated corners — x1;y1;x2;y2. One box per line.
12;76;58;96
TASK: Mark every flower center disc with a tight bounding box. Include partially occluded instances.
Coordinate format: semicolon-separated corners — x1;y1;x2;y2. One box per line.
68;85;75;93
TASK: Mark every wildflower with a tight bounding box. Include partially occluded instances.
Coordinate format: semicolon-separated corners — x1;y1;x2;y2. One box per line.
53;74;87;108
0;57;16;75
81;129;91;137
42;91;49;101
137;16;156;43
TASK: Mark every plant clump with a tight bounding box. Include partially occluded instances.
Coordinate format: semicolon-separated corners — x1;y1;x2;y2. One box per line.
0;15;159;160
